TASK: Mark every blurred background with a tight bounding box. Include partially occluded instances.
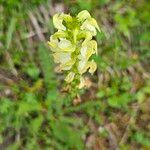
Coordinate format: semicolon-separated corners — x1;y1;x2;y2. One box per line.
0;0;150;149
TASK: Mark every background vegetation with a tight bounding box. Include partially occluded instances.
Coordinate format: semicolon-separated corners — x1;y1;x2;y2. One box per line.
0;0;149;149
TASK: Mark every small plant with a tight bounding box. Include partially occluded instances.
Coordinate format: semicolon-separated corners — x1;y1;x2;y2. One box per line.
48;10;100;90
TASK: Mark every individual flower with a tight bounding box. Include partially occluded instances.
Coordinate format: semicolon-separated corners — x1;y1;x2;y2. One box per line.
48;10;100;89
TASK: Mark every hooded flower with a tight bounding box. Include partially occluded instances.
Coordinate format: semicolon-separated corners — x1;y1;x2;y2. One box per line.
48;10;100;89
81;18;100;36
53;14;66;31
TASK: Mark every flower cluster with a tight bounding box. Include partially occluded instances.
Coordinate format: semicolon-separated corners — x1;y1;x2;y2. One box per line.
48;10;100;89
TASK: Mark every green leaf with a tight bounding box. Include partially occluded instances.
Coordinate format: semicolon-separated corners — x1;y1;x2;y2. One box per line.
108;93;132;109
133;132;150;147
25;63;40;79
51;120;84;149
38;44;57;93
0;98;13;114
96;90;105;98
30;115;43;134
17;93;41;115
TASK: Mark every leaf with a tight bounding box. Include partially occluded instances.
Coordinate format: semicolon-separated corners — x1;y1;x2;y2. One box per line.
38;44;57;93
0;98;13;114
30;115;43;134
51;120;84;149
133;132;150;147
108;93;133;109
25;63;40;79
17;93;41;115
96;90;105;98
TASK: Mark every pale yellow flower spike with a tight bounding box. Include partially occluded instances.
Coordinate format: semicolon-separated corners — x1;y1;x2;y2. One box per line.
48;10;100;89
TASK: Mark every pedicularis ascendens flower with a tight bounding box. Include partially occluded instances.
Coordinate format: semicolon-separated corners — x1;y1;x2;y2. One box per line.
48;10;100;89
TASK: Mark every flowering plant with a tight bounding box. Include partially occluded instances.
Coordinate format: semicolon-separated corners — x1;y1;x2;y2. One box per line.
48;10;100;89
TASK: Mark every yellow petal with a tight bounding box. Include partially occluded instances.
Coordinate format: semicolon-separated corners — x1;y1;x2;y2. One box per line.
88;40;97;55
81;18;100;36
65;72;75;83
53;14;66;30
80;46;87;58
53;52;71;64
90;18;100;32
58;39;72;49
77;10;91;22
53;31;68;39
48;35;59;52
78;40;97;60
86;49;94;60
88;60;97;74
60;59;76;71
78;30;93;45
58;39;76;52
78;60;88;74
81;21;97;35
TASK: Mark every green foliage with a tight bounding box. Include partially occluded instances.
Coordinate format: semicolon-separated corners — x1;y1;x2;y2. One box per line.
38;44;57;91
133;132;150;147
38;44;58;102
51;119;84;149
96;76;134;110
114;7;139;37
25;63;40;80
